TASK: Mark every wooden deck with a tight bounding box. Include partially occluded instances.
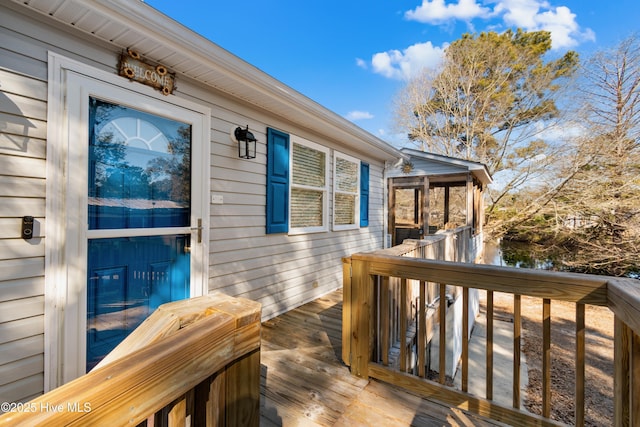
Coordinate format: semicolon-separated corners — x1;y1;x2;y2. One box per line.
260;289;505;426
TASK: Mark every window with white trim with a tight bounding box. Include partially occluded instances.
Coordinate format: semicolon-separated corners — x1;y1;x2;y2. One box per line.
333;152;360;230
289;137;329;234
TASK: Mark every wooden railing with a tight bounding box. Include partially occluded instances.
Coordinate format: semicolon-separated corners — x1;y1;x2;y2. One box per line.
343;248;640;426
342;229;478;377
0;292;261;427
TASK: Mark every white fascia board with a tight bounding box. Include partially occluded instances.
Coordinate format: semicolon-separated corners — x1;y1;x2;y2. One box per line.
400;148;493;184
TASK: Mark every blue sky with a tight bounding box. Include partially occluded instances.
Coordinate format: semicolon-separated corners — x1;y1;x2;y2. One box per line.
145;0;638;148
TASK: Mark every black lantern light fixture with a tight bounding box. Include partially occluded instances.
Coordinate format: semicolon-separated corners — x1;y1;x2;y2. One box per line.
234;125;257;159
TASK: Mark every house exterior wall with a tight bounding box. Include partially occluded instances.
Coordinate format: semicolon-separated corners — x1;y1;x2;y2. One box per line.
208;144;385;319
0;4;392;403
0;9;52;404
171;65;388;320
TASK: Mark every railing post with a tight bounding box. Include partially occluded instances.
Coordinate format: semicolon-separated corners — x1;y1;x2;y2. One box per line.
342;257;352;367
226;349;261;426
0;293;262;426
350;256;373;379
608;277;640;427
632;330;640;427
614;316;631;426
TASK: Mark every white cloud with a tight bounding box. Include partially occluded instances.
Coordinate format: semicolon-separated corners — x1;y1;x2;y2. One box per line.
404;0;595;50
535;6;595;48
405;0;491;23
371;41;447;80
346;110;374;121
492;0;595;49
494;0;541;28
368;0;594;81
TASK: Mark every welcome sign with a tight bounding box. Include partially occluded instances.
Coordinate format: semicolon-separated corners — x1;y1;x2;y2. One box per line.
118;49;176;95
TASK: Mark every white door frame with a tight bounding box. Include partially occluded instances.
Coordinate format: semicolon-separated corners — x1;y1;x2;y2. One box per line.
45;53;210;390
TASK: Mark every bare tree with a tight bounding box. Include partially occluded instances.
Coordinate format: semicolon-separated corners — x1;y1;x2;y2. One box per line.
581;34;640;157
558;34;640;275
505;34;640;276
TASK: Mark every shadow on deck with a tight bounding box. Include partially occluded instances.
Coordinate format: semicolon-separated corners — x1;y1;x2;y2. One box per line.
260;289;504;426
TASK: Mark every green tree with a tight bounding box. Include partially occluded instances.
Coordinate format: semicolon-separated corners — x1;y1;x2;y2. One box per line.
394;29;579;231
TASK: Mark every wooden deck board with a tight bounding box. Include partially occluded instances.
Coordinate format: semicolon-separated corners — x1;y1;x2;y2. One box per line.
260;289;506;426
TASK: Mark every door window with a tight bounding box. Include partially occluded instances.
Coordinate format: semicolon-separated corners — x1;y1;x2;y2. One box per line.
88;98;191;229
393;187;424;245
86;98;193;370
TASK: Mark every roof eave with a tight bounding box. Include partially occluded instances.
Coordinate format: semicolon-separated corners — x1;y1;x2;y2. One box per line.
400;148;493;185
13;0;403;161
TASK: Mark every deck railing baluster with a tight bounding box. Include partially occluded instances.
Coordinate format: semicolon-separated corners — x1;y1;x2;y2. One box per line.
439;283;447;385
400;278;408;372
462;287;469;392
542;298;551;418
381;276;390;366
513;294;522;410
418;281;427;378
576;303;586;426
486;290;494;401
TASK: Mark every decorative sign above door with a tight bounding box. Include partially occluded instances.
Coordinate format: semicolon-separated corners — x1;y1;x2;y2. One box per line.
118;48;176;95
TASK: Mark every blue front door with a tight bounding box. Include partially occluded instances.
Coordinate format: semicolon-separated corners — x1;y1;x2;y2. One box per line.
86;98;192;371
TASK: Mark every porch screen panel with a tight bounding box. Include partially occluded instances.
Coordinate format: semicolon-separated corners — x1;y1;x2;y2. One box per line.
449;186;467;227
395;188;418;224
429;187;445;231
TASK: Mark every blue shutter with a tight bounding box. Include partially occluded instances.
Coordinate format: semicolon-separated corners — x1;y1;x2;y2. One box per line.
266;128;290;233
360;162;369;227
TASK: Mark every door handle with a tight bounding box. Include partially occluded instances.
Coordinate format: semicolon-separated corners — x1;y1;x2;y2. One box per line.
191;218;202;243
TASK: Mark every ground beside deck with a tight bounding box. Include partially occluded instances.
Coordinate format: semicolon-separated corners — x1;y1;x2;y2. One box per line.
259;289;506;426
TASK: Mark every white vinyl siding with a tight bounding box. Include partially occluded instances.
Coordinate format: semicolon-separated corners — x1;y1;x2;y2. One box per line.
289;138;329;234
0;26;48;403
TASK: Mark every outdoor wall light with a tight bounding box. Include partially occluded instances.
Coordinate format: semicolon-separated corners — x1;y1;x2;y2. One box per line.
234;125;257;159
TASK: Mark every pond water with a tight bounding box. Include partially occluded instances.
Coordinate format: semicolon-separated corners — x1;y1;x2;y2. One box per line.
483;240;561;270
483;239;639;279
